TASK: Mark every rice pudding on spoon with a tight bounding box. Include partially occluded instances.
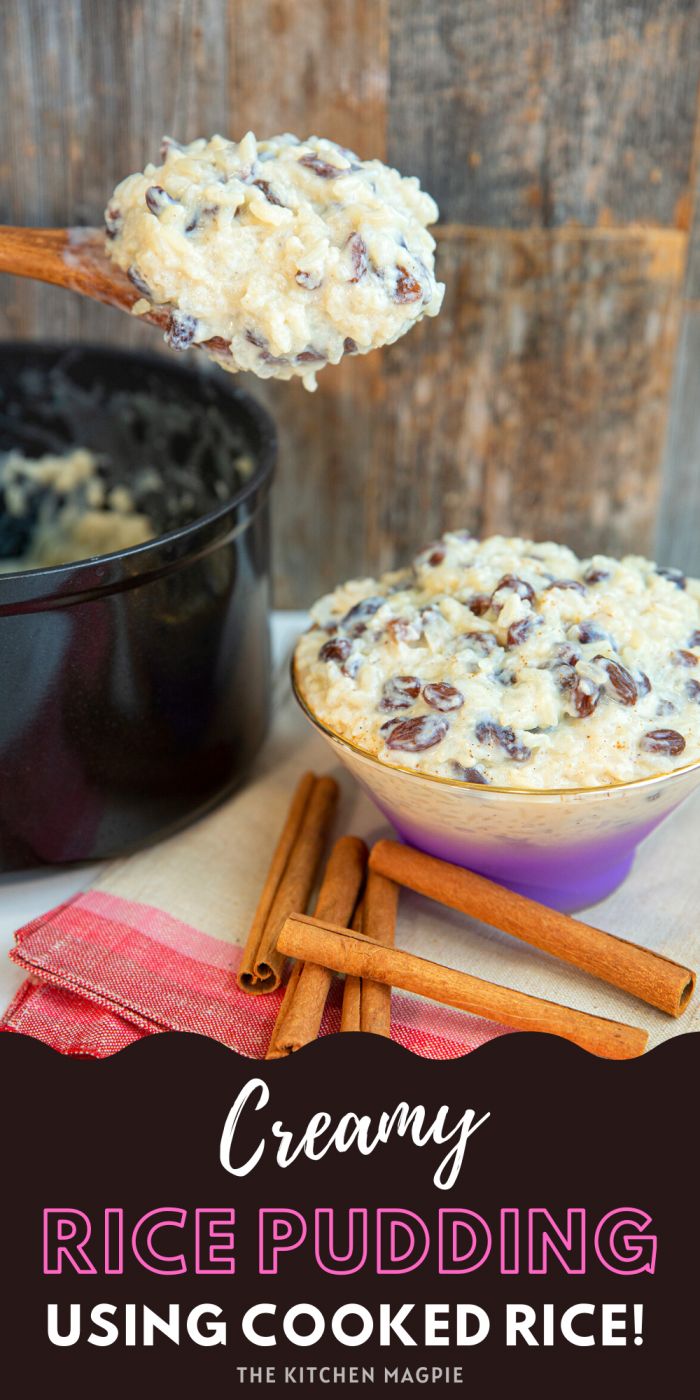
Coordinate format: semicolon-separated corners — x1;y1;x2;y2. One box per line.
105;132;444;390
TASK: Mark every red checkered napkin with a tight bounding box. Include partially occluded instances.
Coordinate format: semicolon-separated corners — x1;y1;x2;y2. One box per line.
2;886;510;1059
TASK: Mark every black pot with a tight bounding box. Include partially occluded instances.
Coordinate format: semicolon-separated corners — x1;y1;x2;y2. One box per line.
0;343;275;871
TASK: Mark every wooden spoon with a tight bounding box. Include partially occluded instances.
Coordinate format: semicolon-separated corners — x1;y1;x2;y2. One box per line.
0;226;229;355
0;225;169;318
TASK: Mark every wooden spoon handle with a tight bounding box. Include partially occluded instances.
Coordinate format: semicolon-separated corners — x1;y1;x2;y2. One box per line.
0;226;227;352
0;226;83;289
0;225;172;328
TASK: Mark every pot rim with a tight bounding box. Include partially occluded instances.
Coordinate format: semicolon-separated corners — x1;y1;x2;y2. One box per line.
0;341;276;608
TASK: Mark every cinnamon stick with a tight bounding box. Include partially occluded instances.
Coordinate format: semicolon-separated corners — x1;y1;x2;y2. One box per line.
267;836;368;1055
238;774;338;994
370;840;695;1017
340;901;365;1032
237;771;315;993
277;915;649;1060
265;963;302;1060
360;872;398;1037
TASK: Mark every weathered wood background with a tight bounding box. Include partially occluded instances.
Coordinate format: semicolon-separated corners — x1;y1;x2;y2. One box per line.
0;0;699;604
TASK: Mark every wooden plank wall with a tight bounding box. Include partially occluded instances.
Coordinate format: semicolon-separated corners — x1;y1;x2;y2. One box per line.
657;187;700;571
0;0;698;605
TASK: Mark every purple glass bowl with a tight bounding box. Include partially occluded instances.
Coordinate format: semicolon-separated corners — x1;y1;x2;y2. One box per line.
292;663;700;912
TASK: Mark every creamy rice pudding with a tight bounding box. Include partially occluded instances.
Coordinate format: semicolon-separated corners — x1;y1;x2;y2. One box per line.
294;533;700;789
0;449;155;569
105;133;444;390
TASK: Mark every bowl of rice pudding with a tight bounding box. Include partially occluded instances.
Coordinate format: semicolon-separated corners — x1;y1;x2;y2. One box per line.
293;532;700;911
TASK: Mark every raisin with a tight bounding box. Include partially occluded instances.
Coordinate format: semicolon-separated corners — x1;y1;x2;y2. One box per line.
394;265;423;303
475;721;531;762
384;715;449;752
386;617;421;643
636;671;652;696
451;763;490;785
203;336;233;357
347;233;368;283
127;265;152;298
552;642;581;666
296;270;322;290
297;348;326;363
379;716;403;737
594;656;638;706
427;547;446;566
246;330;289;365
671;649;698;667
160;136;184;160
342;655;361;680
689;630;700;647
494;574;535;603
145;185;177;216
657;699;676;716
253;178;285;206
165;312;198;350
463;630;498;655
319;637;352;663
507;617;534;647
640;729;686;755
571;679;600;718
546;578;586;593
378;675;422;711
185;204;219;233
687;679;700;701
553;664;578;693
260;350;289;366
655;566;686;590
299;152;344;178
343;337;358;354
341;596;383;634
423;682;465;711
575;622;606;644
104;203;123;240
468;593;493;617
583;566;610;584
420;605;443;628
